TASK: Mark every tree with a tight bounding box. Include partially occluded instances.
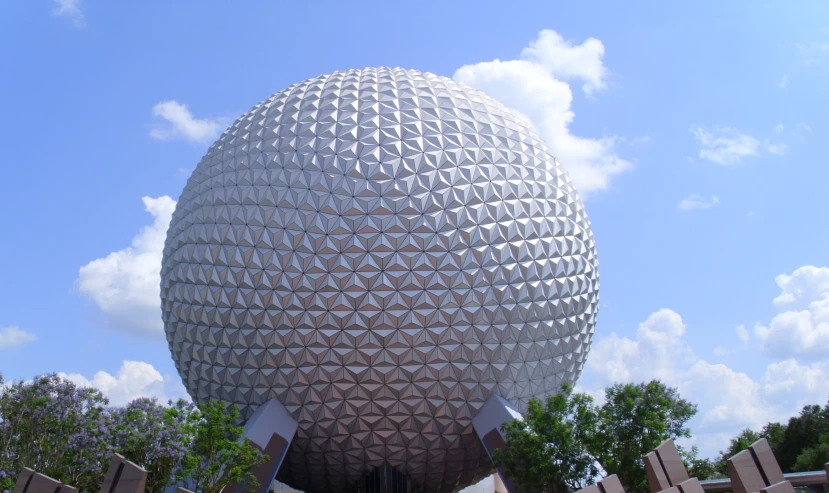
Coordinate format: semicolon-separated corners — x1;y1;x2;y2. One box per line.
792;432;829;472
492;383;599;493
761;422;787;455
713;428;761;476
111;398;198;493
175;400;267;493
0;374;113;491
776;404;829;472
588;380;697;493
679;446;719;480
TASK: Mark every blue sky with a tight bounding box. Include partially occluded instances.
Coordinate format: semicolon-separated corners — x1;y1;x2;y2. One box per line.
2;0;829;460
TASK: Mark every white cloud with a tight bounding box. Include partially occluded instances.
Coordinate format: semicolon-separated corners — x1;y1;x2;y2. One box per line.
678;194;719;211
736;325;750;342
754;266;829;358
519;30;608;95
581;307;829;458
712;345;730;358
766;142;788;155
774;124;785;134
454;29;631;196
149;101;226;143
61;360;187;406
0;326;36;350
76;196;176;339
796;122;813;134
794;122;813;143
796;42;829;65
778;75;788;89
52;0;86;28
689;125;761;165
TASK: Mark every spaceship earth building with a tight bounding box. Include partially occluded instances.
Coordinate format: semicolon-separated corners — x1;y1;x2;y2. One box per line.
160;67;599;493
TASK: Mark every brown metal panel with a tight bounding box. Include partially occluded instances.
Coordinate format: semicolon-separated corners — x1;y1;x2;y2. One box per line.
656;439;691;486
599;474;627;493
11;468;35;493
645;451;671;492
728;449;766;493
99;453;147;493
677;477;705;493
750;439;785;486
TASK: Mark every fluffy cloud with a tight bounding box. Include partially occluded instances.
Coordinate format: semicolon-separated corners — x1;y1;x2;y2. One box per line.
678;194;719;211
52;0;86;28
0;326;36;350
454;29;631;196
61;360;187;406
76;196;176;338
753;266;829;358
689;125;761;165
736;325;750;343
149;101;226;143
519;30;608;95
766;142;788;155
581;305;829;458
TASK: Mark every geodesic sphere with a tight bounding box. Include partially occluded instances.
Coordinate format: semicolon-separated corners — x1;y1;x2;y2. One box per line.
160;67;599;493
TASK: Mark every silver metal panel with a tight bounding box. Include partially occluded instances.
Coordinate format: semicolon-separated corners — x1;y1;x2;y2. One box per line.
161;67;599;493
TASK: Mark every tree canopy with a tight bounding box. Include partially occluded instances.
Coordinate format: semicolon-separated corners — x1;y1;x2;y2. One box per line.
493;380;698;493
492;383;599;493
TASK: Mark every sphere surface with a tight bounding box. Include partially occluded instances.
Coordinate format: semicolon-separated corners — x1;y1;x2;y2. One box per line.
161;67;599;493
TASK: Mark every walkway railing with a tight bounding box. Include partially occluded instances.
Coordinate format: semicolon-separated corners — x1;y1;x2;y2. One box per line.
699;470;828;493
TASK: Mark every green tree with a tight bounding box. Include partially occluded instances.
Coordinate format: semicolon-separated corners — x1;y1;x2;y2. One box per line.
588;380;697;493
679;446;720;480
792;432;829;472
492;383;599;493
176;401;267;493
776;404;829;472
713;428;761;476
761;422;787;454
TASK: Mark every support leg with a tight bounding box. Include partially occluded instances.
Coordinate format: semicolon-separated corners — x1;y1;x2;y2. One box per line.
224;398;298;493
472;395;522;493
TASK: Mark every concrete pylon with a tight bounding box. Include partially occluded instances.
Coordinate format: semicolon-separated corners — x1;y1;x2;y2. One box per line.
224;399;298;493
471;395;521;493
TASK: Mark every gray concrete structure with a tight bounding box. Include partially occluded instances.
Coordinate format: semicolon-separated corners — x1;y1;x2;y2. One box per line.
224;399;298;493
161;67;599;493
471;394;523;493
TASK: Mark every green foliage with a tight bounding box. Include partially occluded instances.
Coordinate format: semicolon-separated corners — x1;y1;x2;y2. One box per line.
713;428;761;476
777;404;829;472
792;432;829;472
495;380;697;493
716;402;829;475
761;422;786;454
588;381;697;493
492;383;599;493
175;400;268;493
0;469;14;493
679;446;720;480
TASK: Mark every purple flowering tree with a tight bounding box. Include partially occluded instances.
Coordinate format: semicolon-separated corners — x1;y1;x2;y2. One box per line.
111;397;198;493
0;373;113;492
0;469;14;493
